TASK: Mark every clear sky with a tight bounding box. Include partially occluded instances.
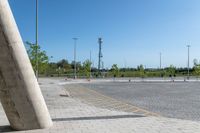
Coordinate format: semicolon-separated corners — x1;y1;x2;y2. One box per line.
9;0;200;69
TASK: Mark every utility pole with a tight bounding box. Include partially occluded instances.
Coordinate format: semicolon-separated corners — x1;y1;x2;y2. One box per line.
90;50;92;78
35;0;39;79
90;51;92;63
187;45;190;80
160;52;162;78
73;38;78;79
124;59;127;69
98;38;103;76
160;52;162;69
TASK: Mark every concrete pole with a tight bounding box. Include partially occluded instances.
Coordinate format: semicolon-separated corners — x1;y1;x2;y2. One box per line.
0;0;52;130
90;50;92;78
98;38;103;76
73;38;78;79
160;52;162;77
160;52;162;70
187;45;190;80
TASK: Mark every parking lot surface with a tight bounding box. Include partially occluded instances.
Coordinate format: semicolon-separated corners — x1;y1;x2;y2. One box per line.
1;78;200;132
82;82;200;121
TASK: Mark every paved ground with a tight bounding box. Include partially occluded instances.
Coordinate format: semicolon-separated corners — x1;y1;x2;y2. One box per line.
0;78;200;132
82;82;200;121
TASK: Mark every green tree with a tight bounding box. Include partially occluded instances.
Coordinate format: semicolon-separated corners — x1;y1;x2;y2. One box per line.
71;61;82;70
193;59;198;66
26;42;49;75
193;59;200;78
47;62;57;76
57;59;69;68
57;59;72;74
111;64;119;78
137;64;145;78
83;60;92;79
166;65;176;77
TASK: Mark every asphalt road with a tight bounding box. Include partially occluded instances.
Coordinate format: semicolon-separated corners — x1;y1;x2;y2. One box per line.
81;82;200;121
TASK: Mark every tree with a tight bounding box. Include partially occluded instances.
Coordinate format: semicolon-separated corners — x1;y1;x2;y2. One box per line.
26;41;49;75
166;65;176;77
71;61;82;70
57;59;69;68
47;62;57;76
137;64;145;78
193;59;200;78
193;59;198;66
111;64;119;78
83;60;92;79
57;59;71;73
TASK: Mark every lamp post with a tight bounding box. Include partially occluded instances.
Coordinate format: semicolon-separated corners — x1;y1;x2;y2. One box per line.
160;52;162;69
187;45;190;80
160;52;162;77
35;0;39;79
90;50;92;78
73;38;78;79
98;38;103;76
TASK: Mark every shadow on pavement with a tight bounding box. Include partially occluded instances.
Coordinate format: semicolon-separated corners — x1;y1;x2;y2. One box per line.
0;125;14;132
52;114;145;122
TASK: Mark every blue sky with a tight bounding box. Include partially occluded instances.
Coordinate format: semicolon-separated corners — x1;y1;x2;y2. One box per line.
9;0;200;68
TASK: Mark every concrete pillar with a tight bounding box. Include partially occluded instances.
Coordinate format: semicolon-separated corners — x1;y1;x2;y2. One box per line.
0;0;53;130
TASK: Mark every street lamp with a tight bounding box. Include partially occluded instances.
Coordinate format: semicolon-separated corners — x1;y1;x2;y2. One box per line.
187;45;191;80
73;38;78;79
35;0;39;79
90;50;92;78
98;38;103;76
160;52;162;69
160;52;162;77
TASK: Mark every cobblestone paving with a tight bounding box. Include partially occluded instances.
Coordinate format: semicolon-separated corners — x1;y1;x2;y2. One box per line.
0;78;200;133
65;84;159;116
82;82;200;121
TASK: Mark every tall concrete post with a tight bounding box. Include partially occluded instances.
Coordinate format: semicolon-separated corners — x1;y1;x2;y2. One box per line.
0;0;52;130
98;38;103;76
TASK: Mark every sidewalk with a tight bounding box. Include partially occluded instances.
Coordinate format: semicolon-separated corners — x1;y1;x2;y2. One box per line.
0;78;200;133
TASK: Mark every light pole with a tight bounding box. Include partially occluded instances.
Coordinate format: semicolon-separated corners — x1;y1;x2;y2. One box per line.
35;0;39;79
124;59;127;69
187;45;190;80
98;38;103;76
160;52;162;69
73;38;78;79
90;50;92;78
160;52;162;77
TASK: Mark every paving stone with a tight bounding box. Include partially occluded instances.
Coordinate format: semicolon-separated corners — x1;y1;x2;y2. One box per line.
0;78;200;132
